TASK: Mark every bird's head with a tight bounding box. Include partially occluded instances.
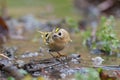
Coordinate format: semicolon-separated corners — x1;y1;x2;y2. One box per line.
52;28;72;43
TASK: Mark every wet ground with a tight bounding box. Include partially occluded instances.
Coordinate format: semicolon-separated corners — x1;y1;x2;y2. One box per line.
1;32;120;80
4;32;120;65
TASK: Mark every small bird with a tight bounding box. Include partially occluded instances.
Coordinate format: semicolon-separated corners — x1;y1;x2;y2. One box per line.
38;28;71;58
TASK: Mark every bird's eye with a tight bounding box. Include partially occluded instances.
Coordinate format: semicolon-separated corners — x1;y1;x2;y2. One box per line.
45;33;48;37
58;32;61;36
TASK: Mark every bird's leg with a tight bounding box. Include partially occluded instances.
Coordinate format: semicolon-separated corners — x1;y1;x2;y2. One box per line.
49;52;62;62
57;52;66;57
49;52;56;58
57;52;62;56
0;54;10;60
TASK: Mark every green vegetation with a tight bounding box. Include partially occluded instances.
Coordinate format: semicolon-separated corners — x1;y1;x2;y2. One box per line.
96;16;120;54
83;16;120;55
75;68;100;80
6;0;78;18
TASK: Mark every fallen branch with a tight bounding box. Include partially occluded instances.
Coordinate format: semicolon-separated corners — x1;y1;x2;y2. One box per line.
94;65;120;70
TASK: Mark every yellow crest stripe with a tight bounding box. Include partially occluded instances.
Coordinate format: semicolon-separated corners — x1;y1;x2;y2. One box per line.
55;28;60;32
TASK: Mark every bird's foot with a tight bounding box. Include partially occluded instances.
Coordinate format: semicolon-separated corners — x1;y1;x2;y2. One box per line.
56;54;66;58
57;52;66;57
55;55;61;58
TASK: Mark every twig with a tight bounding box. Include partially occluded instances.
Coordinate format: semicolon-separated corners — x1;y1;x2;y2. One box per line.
0;53;10;60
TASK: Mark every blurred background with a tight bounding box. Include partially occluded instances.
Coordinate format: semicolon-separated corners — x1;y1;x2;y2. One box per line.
0;0;120;79
0;0;78;18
